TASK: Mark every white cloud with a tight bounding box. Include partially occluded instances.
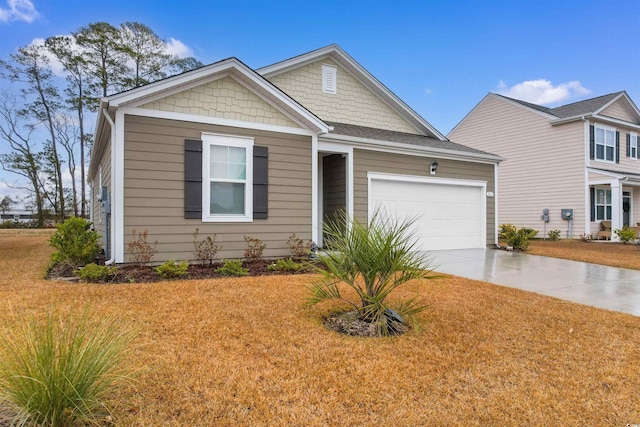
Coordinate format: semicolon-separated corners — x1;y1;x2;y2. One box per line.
29;37;68;77
496;79;591;105
165;38;193;58
424;88;432;95
0;0;39;23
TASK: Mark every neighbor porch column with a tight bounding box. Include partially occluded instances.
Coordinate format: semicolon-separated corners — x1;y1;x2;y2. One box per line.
611;179;623;241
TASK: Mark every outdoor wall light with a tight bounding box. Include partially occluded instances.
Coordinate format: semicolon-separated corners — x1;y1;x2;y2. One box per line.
430;160;438;175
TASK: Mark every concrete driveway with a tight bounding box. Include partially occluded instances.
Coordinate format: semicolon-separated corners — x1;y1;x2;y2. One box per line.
428;248;640;316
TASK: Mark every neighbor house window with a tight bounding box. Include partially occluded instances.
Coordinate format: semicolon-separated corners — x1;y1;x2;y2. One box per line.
595;125;616;162
322;64;337;94
595;188;612;221
631;133;638;159
202;133;253;222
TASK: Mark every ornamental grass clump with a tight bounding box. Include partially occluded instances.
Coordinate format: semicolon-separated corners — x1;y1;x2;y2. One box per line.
0;308;136;427
307;210;435;336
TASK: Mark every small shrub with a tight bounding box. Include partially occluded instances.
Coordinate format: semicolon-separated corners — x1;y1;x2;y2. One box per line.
155;260;189;279
0;308;135;427
49;217;100;267
268;258;304;272
244;236;266;260
286;233;312;258
614;227;637;244
128;229;157;265
216;260;249;277
499;223;538;250
193;228;221;265
548;229;561;241
75;263;117;282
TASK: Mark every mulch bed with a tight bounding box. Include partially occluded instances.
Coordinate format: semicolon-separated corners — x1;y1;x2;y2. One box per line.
324;311;409;337
48;258;321;284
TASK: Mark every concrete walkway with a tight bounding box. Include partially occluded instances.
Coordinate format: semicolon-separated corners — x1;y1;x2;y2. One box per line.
428;248;640;316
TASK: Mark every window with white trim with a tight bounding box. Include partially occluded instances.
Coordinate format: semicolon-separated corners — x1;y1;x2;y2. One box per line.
202;133;253;222
595;188;612;221
594;125;616;162
322;64;337;94
631;133;638;159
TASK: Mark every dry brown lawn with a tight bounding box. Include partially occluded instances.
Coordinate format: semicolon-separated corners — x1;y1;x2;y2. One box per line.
529;239;640;270
1;233;640;425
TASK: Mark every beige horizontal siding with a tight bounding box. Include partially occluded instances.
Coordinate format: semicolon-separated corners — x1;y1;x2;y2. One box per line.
600;99;637;123
450;96;585;237
91;137;111;241
353;149;496;245
591;120;640;174
122;115;312;263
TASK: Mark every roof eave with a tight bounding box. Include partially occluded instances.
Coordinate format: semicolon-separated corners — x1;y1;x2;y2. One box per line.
321;132;503;163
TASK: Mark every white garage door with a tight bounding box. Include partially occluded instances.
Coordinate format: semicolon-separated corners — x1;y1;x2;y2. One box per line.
369;173;486;251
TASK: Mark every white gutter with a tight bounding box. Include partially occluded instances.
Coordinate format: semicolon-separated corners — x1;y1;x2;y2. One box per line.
552;113;640;131
321;133;503;163
102;108;116;265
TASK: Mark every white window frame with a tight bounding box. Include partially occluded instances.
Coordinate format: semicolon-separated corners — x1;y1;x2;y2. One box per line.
631;132;638;160
322;64;337;94
594;124;616;163
595;188;612;221
202;133;254;223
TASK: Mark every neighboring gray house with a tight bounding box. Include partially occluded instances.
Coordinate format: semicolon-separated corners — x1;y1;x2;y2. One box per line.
89;45;501;263
449;91;640;240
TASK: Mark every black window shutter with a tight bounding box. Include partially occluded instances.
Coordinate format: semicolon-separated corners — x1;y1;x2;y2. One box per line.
253;146;268;219
589;125;595;160
184;139;203;219
616;131;620;163
627;133;631;157
590;187;595;222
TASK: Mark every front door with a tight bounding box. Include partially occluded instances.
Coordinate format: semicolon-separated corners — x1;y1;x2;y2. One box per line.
623;191;631;227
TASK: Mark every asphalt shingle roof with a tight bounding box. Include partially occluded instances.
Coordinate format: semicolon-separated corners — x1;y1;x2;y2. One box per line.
495;92;625;119
327;122;496;156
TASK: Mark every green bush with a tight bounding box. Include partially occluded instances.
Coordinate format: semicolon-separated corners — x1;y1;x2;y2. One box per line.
76;263;117;282
307;210;434;336
0;308;135;426
155;260;189;279
499;223;538;250
268;258;304;272
49;217;100;267
548;229;561;241
614;227;637;244
216;260;249;277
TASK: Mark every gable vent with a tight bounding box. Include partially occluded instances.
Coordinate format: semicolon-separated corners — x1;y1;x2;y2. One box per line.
322;64;337;94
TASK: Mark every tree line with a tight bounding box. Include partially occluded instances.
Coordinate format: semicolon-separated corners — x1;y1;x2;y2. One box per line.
0;21;202;227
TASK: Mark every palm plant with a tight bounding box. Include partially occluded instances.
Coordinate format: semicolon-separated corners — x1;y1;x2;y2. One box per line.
307;210;435;336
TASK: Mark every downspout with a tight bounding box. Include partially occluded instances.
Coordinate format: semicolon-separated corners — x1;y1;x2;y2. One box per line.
102;108;116;265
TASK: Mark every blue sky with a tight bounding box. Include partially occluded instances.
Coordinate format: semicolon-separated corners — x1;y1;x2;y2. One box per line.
1;0;639;201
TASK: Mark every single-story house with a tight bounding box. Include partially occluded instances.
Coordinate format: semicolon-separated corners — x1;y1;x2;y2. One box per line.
88;45;501;263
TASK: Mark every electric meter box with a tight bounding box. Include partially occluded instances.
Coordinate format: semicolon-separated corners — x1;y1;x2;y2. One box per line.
561;209;573;220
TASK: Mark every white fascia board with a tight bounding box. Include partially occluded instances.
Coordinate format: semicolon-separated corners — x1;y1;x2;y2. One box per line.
106;58;329;134
258;45;446;140
586;168;625;179
320;133;503;164
120;107;318;137
589;115;640;131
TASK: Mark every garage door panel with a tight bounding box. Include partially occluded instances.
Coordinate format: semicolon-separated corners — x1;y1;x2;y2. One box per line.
370;176;485;251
